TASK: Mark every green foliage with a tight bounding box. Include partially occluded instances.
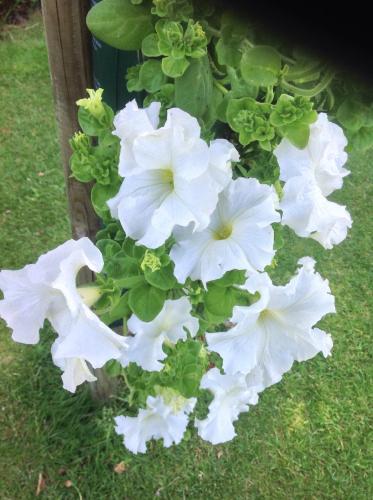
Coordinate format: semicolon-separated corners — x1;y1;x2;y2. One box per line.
128;283;167;321
70;130;121;186
143;83;175;122
198;270;257;325
240;46;281;87
151;0;193;21
91;182;120;220
336;99;373;152
77;103;114;137
174;56;213;118
86;0;154;50
227;97;273;149
141;19;208;78
215;13;247;67
270;94;317;148
95;236;181;322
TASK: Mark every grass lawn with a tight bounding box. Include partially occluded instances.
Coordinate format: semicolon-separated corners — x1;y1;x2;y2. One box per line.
0;12;372;499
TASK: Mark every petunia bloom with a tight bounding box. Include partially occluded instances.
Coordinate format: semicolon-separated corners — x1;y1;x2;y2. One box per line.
195;368;259;444
122;297;199;371
107;104;239;249
206;257;335;391
112;99;161;177
280;175;352;249
274;112;350;197
274;112;352;248
170;177;280;285
0;238;128;392
114;393;196;454
51;337;97;393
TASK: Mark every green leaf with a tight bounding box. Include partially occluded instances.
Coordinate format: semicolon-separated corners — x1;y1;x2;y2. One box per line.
70;154;94;183
273;223;285;250
86;0;154;51
336;99;366;132
144;263;177;290
211;270;247;287
96;239;121;258
203;284;236;321
174;55;213;118
126;64;143;92
283;122;310;148
91;182;120;219
105;359;123;377
99;293;131;324
227;67;258;99
241;46;281;87
128;283;166;321
216;38;240;68
78;103;113;136
139;60;167;93
348;127;373;152
142;33;162;57
161;56;190;78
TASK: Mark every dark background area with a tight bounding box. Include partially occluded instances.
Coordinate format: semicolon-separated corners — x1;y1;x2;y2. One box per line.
220;0;373;84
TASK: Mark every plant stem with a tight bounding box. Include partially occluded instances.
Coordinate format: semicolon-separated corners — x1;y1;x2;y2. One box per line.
214;80;229;95
206;26;221;38
281;70;335;97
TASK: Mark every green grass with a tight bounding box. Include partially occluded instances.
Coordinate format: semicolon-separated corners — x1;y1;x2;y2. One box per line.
0;13;372;499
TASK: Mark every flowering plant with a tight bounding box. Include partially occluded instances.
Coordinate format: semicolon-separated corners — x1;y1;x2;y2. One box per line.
1;0;368;454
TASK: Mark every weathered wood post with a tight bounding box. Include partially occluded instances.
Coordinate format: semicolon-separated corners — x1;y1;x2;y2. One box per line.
41;0;114;401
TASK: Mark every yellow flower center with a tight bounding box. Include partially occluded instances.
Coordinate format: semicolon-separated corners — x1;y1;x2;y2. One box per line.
161;168;174;188
213;223;233;240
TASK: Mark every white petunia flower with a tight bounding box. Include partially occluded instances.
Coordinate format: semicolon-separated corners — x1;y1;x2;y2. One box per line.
107;104;239;249
114;393;196;454
0;238;102;344
170;178;280;285
0;238;128;392
52;304;128;368
206;257;335;391
280;175;352;249
52;337;97;393
122;297;199;371
195;368;259;444
274;112;349;197
113;99;161;177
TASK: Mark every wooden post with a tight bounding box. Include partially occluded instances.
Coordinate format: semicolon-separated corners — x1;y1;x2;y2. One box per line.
41;0;100;250
42;0;114;400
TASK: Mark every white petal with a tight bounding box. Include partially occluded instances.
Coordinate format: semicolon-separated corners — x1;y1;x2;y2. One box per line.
111;170;171;247
171;127;210;181
115;394;196;454
196;368;258;444
133;127;173;171
113;100;161;177
53;305;128;368
206;318;264;375
0;238;103;344
209;138;239;189
52;338;97;393
207;260;335;391
165;107;201;139
0;267;50;344
274;112;349;197
124;297;198;371
280;175;352;249
170;178;280;284
51;237;103;316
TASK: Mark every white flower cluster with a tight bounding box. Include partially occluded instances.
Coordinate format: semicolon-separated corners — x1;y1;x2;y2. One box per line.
274;113;352;249
0;100;351;453
0;238;128;392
